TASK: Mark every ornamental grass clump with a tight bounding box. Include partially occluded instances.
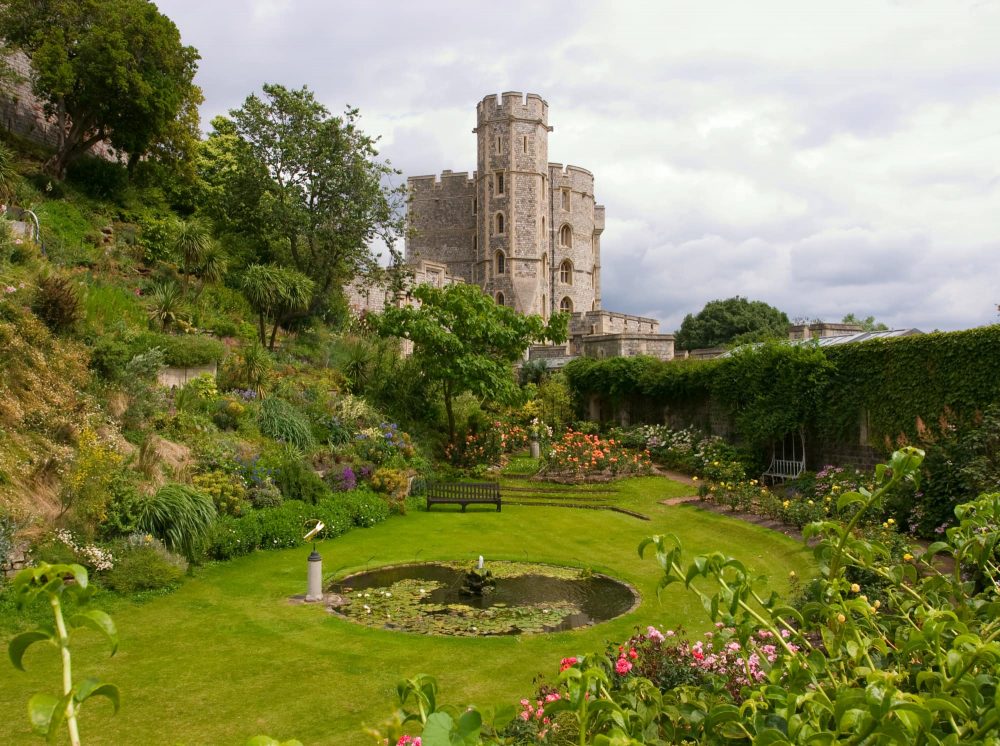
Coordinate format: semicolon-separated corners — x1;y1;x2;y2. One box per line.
138;484;217;563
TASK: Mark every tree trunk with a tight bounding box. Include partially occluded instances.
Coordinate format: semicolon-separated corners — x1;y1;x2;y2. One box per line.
268;317;281;351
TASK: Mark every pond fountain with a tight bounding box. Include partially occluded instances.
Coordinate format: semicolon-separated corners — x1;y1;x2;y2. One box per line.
329;560;638;636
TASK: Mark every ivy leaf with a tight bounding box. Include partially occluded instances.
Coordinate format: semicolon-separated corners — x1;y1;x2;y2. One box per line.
8;630;52;671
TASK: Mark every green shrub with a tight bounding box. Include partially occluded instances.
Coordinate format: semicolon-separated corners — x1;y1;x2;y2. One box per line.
339;487;391;527
102;539;186;594
207;513;261;561
271;457;328;504
154;333;225;367
370;467;410;514
32;274;84;332
138;484;217;562
67;156;129;200
258;397;315;450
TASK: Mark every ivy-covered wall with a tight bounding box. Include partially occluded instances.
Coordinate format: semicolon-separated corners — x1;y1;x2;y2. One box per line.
565;325;1000;468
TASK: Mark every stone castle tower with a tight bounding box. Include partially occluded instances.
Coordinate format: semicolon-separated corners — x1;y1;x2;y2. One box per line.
406;92;604;319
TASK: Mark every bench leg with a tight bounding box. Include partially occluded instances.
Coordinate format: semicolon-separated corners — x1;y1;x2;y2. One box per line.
461;503;467;512
496;502;501;512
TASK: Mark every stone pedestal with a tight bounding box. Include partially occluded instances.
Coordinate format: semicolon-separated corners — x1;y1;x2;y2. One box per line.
529;440;541;458
306;550;323;602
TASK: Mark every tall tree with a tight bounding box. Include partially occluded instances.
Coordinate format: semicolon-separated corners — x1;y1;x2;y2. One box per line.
841;313;889;331
0;0;200;178
213;85;405;315
675;296;789;350
372;283;568;445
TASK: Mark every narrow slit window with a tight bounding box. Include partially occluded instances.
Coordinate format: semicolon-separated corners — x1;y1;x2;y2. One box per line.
496;172;505;195
522;135;528;153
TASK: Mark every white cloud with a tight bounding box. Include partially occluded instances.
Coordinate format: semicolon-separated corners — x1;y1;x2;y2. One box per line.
156;0;1000;332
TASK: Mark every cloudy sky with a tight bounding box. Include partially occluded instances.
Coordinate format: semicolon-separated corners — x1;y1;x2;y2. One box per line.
157;0;999;332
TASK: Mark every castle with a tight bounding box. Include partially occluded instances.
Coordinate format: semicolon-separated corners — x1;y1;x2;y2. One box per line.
401;92;674;364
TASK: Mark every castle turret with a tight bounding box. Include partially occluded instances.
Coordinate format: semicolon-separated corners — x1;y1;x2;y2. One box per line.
475;92;552;315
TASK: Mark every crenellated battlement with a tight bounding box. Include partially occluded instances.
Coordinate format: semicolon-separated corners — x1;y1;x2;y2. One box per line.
407;170;477;196
549;163;595;196
476;91;549;124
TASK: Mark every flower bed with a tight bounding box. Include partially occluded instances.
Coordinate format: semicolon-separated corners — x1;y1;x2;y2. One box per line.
540;430;652;482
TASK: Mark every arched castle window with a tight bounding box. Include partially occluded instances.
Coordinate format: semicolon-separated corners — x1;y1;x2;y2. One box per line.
559;224;572;248
541;215;545;234
560;296;573;314
494;212;504;235
495;172;505;195
560;259;573;285
541;253;548;282
561;188;570;211
473;234;478;253
496;292;505;306
495;250;506;275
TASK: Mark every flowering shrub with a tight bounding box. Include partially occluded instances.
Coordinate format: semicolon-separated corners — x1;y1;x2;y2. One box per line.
53;528;115;571
623;425;744;475
192;470;249;516
498;421;529;453
541;430;652;480
354;422;416;465
444;427;502;469
371;467;410;514
61;427;126;524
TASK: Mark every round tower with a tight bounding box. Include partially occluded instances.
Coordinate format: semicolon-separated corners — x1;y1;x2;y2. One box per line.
475;92;552;316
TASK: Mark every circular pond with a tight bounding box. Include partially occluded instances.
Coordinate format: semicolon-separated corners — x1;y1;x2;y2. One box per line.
329;561;638;636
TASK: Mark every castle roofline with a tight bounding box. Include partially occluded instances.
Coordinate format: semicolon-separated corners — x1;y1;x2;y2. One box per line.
548;163;594;178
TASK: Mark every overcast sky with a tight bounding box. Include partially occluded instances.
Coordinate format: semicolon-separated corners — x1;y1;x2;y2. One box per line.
157;0;1000;332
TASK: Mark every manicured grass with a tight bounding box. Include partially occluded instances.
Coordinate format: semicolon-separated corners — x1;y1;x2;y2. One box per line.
0;477;812;745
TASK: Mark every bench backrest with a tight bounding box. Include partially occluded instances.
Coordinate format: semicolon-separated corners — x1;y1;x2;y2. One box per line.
426;481;500;499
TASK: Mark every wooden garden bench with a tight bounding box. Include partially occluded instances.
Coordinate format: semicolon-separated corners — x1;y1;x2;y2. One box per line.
425;481;501;512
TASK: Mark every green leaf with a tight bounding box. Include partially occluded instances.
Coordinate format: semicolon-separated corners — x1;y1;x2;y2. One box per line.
420;711;455;746
69;610;119;655
8;630;52;671
27;693;59;736
75;678;120;714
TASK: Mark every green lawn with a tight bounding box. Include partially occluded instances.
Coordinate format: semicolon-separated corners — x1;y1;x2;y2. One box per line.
0;476;812;745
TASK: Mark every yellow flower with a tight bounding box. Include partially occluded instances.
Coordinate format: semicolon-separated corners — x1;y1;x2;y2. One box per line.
903;553;913;561
692;476;699;481
882;522;889;529
808;500;814;505
836;613;846;624
782;500;790;508
887;518;895;525
873;599;881;609
850;583;860;593
789;570;796;578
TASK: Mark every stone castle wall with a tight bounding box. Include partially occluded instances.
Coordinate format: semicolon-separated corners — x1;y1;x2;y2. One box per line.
407;92;603;319
0;50;116;159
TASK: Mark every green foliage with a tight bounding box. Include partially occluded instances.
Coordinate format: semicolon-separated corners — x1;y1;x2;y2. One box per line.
66;157;128;200
675;295;789;350
146;281;186;331
240;263;315;350
712;341;833;448
257;397;315;451
205;490;383;561
102;539;186;594
135;331;223;368
841;312;888;331
82;282;147;335
373;283;567;444
219;84;406;311
7;563;119;744
0;0;200;178
138;484;217;563
32;273;83;332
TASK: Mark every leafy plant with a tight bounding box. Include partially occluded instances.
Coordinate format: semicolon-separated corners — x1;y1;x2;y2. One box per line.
138;484;217;563
32;274;84;332
7;563;119;745
146;281;186;331
103;538;186;594
257;397;315;450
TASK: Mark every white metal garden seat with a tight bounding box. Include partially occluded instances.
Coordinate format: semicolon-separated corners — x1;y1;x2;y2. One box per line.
761;428;806;483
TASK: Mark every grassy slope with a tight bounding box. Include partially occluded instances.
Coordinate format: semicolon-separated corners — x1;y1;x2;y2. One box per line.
0;478;812;745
